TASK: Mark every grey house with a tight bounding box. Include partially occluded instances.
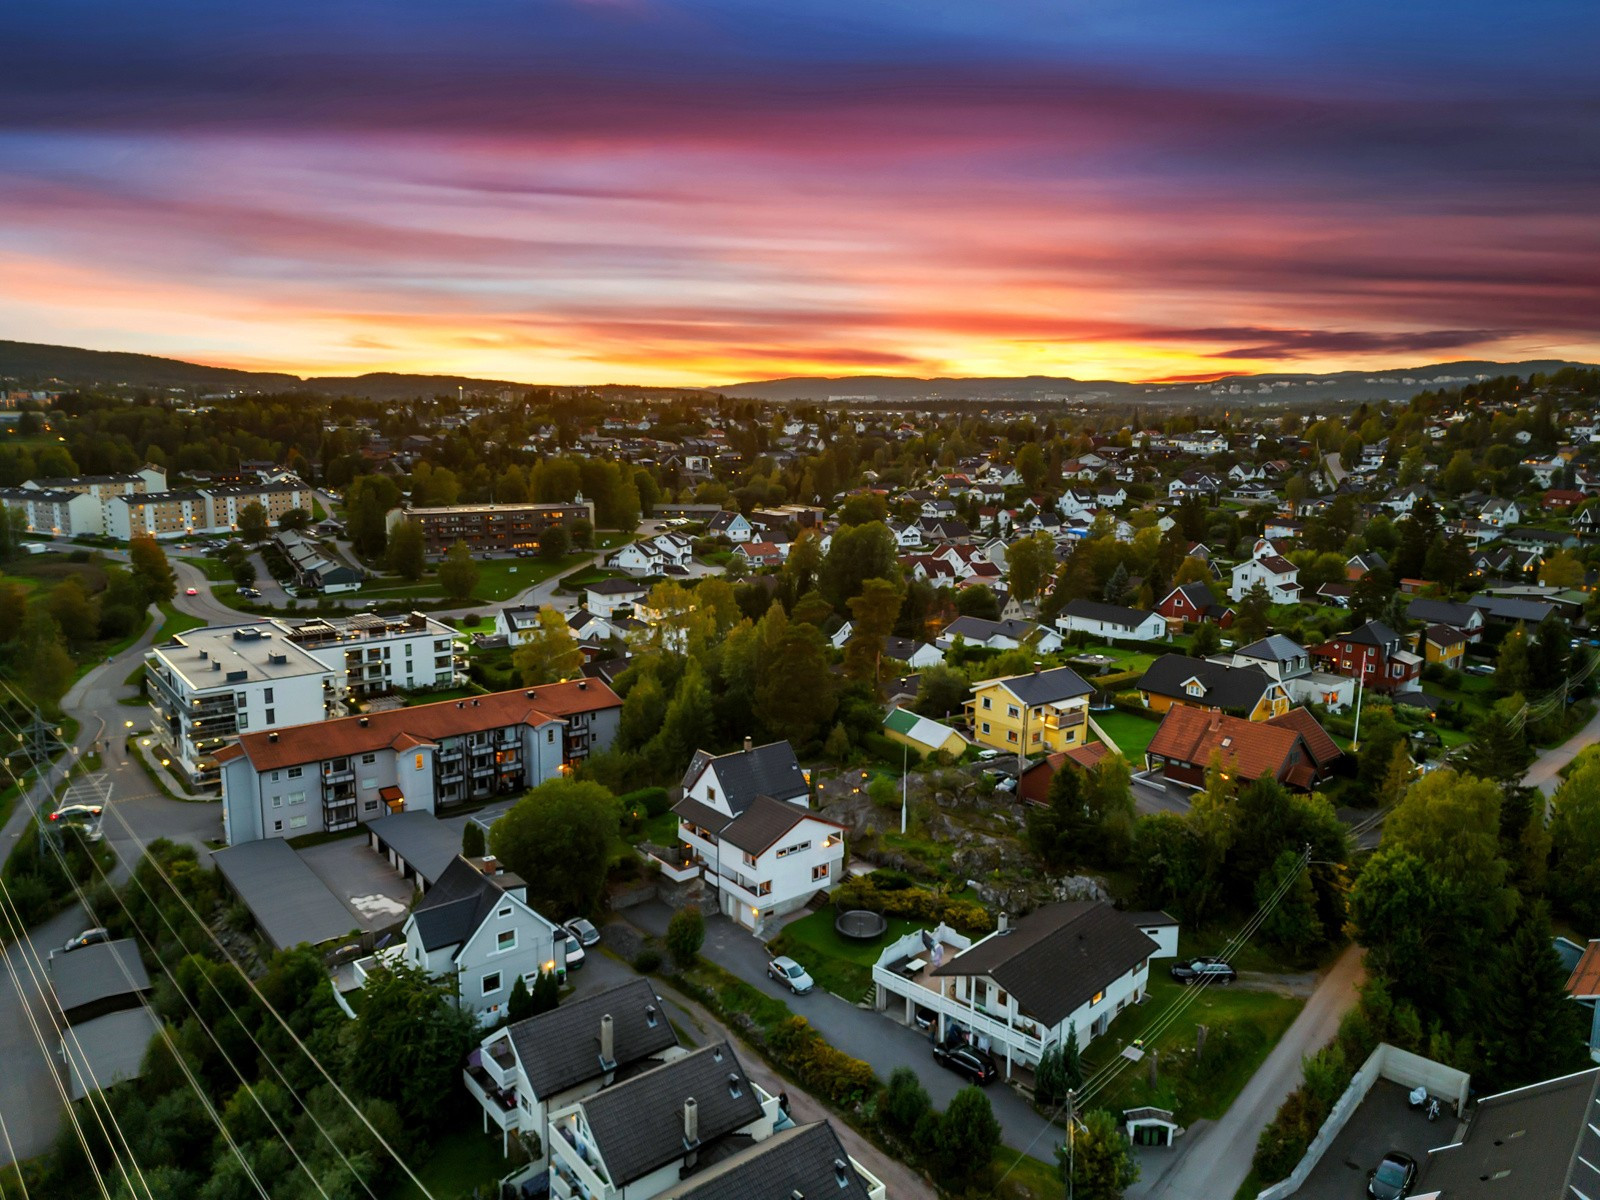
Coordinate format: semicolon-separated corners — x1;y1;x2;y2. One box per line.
398;855;566;1024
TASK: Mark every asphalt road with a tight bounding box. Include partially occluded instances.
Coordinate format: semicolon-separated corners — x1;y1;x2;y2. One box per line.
1135;944;1366;1200
625;902;1062;1158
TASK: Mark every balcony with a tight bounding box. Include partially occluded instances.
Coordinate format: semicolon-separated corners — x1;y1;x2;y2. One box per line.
322;767;355;784
463;1063;520;1132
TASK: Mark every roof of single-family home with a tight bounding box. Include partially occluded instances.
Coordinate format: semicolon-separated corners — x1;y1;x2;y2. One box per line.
1146;705;1307;783
680;740;808;814
977;665;1094;706
1061;598;1159;629
410;856;530;952
579;1041;764;1186
1137;655;1281;712
506;977;679;1099
931;902;1158;1027
1264;708;1343;769
653;1121;875;1200
1406;597;1480;627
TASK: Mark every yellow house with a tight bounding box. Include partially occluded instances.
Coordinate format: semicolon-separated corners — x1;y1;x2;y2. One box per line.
965;667;1094;754
883;707;968;759
1136;654;1290;722
1416;624;1467;668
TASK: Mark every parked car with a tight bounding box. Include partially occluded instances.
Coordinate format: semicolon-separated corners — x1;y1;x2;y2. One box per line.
559;928;586;970
49;804;104;824
564;917;600;947
1367;1150;1417;1199
61;928;110;954
976;748;1001;761
767;956;814;995
933;1041;999;1085
1464;663;1495;676
238;586;260;598
1169;957;1238;985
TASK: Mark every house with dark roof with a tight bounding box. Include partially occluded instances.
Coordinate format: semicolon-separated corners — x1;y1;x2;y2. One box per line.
1154;582;1235;631
465;978;683;1156
394;855;567;1023
546;1041;784;1200
1406;597;1485;641
1144;705;1336;790
673;742;843;935
1415;1066;1600;1199
1136;654;1290;722
965;666;1095;756
1231;634;1358;710
870;902;1171;1078
653;1120;885;1200
935;615;1063;654
1057;598;1167;643
1309;620;1423;694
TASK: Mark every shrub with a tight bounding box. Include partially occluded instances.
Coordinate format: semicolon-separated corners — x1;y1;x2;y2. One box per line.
618;786;672;818
666;907;705;968
633;947;662;973
879;1066;932;1138
461;822;486;858
831;875;995;933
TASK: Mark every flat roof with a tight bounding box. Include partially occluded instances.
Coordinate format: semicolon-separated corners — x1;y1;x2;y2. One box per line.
151;624;331;689
368;811;459;886
212;839;359;949
49;939;150;1016
62;1008;162;1102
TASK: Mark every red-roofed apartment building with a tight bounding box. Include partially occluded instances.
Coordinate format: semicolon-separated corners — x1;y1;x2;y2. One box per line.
217;680;620;844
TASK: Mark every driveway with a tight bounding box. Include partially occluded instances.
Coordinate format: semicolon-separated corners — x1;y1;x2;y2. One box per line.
0;903;90;1165
1132;773;1194;817
625;903;1061;1157
1136;943;1365;1200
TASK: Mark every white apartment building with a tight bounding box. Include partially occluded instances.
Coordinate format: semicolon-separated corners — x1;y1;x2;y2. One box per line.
217;680;622;843
277;611;463;699
146;625;336;791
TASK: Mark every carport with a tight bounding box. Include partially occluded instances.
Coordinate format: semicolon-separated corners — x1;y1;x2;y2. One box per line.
213;840;359;949
367;811;459;889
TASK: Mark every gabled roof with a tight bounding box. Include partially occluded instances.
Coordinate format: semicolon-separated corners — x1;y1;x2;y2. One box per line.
1265;708;1342;769
1407;597;1481;627
1565;939;1600;1000
229;680;620;772
1163;581;1217;608
719;793;842;856
931;903;1157;1027
976;666;1093;706
653;1122;874;1200
1061;598;1160;629
941;615;1046;643
1137;654;1280;712
1334;619;1401;649
1233;634;1308;665
1146;705;1304;782
680;741;808;815
581;1042;763;1186
409;856;532;954
505;977;679;1099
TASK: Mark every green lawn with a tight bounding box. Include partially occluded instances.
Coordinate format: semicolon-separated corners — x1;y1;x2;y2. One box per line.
360;551;594;603
179;556;236;582
768;907;924;1001
1092;709;1160;758
389;1124;507;1200
1083;974;1304;1122
1075;642;1159;673
154;600;206;639
637;810;680;846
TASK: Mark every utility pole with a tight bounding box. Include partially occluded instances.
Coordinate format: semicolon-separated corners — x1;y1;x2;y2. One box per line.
1351;668;1366;751
901;739;908;835
1065;1088;1076;1200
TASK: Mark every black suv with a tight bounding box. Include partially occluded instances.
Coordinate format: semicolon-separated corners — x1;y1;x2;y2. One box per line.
933;1042;999;1085
1169;956;1238;985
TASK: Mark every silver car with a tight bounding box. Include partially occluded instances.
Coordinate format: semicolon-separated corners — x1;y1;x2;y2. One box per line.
767;956;814;995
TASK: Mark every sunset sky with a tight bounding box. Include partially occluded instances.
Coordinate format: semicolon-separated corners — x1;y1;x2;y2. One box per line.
1;1;1596;387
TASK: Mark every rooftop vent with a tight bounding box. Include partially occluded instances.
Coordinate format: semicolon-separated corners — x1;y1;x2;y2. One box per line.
727;1071;742;1099
268;732;278;742
645;1003;658;1028
198;650;209;661
358;717;369;727
833;1159;850;1188
577;681;587;690
600;1014;615;1067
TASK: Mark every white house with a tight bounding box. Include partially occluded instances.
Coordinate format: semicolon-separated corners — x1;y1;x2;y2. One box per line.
391;856;567;1024
705;511;753;542
673;741;842;934
1479;497;1522;528
1230;547;1302;605
464;978;683;1156
872;903;1176;1078
935;616;1063;654
1058;599;1166;643
585;578;648;617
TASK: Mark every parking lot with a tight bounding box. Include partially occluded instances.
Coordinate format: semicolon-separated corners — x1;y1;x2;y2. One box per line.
297;837;416;931
1290;1079;1445;1200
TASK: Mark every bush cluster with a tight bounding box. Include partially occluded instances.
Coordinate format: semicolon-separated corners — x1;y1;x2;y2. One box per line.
832;874;994;933
618;785;673;819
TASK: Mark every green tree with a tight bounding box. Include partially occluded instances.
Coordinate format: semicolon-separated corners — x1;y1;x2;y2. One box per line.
617;667;669;752
1461;696;1533;786
278;507;312;532
666;907;705;968
437;540;480;601
507;975;534;1022
1354;705;1404;800
344;474;402;559
934;1087;1001;1192
513;608;584;685
823;721;852;762
461;821;485;858
844;576;905;686
818;521;899;610
1060;1108;1140;1200
351;961;479;1124
838;493;889;527
128;534;176;603
237;501;268;542
1495;624;1533;696
384;518;426;581
488;778;620;915
532;966;561;1013
1256;849;1322;961
47;576;99;651
954;584;1001;621
1548;751;1600;931
1015;442;1046;490
1233;582;1272;643
539;523;571;561
1191;621;1222;656
1477;901;1591;1092
754;621;837;747
913;664;968;719
879;1066;932;1139
19;611;75;706
647;660;715;774
1007;531;1056;603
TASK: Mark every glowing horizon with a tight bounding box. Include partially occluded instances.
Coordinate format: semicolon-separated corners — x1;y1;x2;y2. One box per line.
2;2;1596;390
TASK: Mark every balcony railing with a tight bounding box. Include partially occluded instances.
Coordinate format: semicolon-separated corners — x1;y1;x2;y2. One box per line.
462;1065;520;1131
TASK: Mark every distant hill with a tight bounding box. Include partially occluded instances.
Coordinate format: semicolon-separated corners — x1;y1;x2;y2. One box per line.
0;339;1591;405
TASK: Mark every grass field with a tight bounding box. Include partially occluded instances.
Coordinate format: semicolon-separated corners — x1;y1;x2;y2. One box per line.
360;551;594;602
1084;974;1304;1122
768;907;925;1001
1093;709;1161;758
179;556;236;582
389;1124;506;1200
154;600;206;640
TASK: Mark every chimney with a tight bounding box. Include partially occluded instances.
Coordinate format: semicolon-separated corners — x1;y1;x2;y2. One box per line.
998;911;1009;934
358;716;369;727
600;1014;614;1066
683;1097;699;1146
1209;707;1222;732
743;736;752;753
268;732;278;742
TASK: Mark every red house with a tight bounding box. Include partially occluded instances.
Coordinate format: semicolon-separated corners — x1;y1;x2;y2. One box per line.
1544;489;1586;511
1154;582;1235;633
1310;620;1423;694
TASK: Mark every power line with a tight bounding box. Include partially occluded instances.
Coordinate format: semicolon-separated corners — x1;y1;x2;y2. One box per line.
0;684;438;1200
0;1101;32;1200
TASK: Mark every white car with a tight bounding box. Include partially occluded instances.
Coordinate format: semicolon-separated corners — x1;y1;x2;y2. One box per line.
559;928;586;970
976;748;1001;761
767;956;814;995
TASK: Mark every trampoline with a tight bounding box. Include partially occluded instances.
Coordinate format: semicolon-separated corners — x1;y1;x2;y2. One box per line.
835;909;888;941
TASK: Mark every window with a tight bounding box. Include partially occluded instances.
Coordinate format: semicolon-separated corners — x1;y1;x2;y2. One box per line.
362;753;376;764
1091;989;1105;1005
776;841;812;858
415;753;424;769
981;697;991;710
706;785;716;803
362;778;377;790
271;796;282;808
237;714;249;731
481;972;502;996
264;709;275;724
743;852;758;867
1007;730;1018;743
981;722;990;735
273;820;282;832
264;687;274;703
270;771;280;782
1007;705;1020;719
546;730;554;744
811;863;829;882
287;792;306;805
288;767;303;779
235;692;248;707
496;930;517;952
405;644;413;657
289;815;308;829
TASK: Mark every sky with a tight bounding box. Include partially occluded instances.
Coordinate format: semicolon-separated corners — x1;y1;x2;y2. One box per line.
0;1;1596;388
